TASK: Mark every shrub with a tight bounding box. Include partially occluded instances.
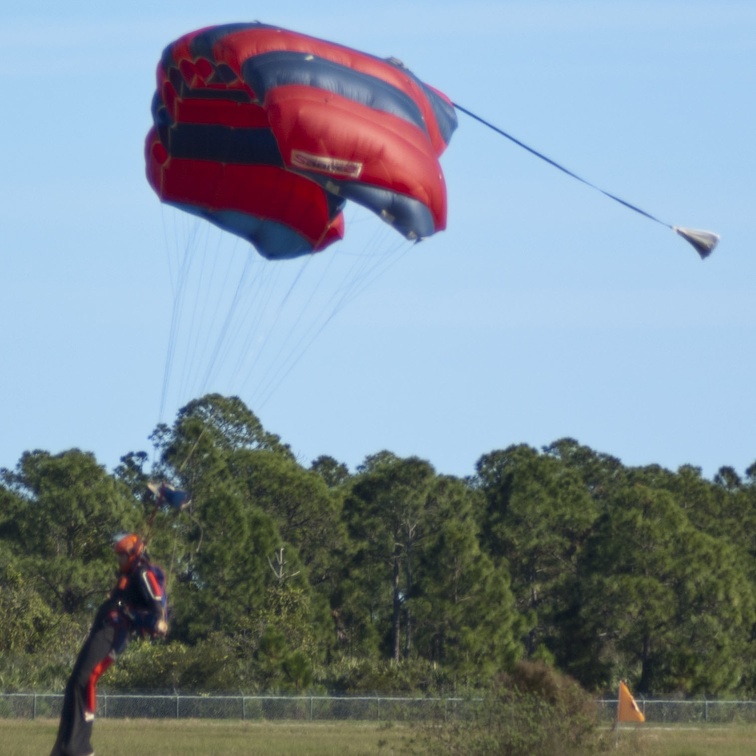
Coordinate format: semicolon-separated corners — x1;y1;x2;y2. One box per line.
413;661;609;755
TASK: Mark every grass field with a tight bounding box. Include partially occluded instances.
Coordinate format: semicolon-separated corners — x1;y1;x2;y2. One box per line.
4;719;409;755
4;718;756;755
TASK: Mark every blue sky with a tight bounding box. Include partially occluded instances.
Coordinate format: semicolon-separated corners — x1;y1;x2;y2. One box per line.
2;1;754;480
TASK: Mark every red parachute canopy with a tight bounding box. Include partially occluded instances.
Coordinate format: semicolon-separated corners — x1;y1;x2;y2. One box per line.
146;22;457;260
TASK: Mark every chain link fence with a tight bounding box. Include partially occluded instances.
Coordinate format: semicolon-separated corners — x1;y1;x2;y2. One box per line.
0;693;472;722
596;697;756;724
2;692;756;724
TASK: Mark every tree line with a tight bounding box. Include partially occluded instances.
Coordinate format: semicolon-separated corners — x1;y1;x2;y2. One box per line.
1;393;754;698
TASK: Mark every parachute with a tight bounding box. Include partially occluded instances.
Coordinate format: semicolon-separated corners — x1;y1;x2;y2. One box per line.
146;22;458;260
145;22;717;422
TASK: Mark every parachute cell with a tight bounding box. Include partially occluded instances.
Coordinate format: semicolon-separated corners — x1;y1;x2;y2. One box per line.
146;23;457;260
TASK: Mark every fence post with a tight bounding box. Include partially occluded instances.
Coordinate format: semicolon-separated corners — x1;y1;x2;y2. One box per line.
176;693;180;719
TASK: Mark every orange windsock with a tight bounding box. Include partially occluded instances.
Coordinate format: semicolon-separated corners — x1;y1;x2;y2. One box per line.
618;680;645;723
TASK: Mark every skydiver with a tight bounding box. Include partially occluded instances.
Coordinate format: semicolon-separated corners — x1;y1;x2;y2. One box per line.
50;534;168;756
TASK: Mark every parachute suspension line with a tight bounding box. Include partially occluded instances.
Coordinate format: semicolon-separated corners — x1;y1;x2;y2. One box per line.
248;252;338;407
326;226;415;312
196;238;252;394
164;222;247;408
197;249;255;392
176;224;226;404
250;228;414;409
145;404;211;576
226;253;289;394
452;102;719;259
159;207;179;302
239;253;318;405
158;209;187;425
177;414;210;474
159;218;204;424
158;209;414;416
225;254;288;382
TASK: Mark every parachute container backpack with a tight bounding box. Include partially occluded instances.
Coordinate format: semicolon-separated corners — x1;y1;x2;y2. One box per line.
146;22;458;260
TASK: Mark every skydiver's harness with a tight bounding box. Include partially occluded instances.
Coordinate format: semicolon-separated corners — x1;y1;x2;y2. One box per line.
104;561;168;648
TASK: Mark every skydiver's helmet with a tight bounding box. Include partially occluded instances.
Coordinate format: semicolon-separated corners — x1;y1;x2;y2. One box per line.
114;533;145;573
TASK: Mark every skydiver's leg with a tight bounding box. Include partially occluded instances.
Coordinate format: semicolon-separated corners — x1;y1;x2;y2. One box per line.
50;624;117;756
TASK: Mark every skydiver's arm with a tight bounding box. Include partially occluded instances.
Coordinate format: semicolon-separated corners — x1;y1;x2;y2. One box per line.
138;566;168;634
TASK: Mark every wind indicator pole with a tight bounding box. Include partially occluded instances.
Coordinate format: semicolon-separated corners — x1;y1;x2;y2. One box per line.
453;102;720;259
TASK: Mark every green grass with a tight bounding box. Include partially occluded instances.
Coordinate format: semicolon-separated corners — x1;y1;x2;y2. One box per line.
612;724;756;756
2;719;410;755
3;719;756;755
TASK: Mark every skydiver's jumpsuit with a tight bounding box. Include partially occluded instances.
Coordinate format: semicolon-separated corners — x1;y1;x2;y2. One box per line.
50;557;167;756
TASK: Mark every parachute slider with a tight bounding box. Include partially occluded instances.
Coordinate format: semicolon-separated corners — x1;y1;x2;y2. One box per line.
147;481;192;511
